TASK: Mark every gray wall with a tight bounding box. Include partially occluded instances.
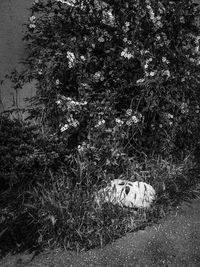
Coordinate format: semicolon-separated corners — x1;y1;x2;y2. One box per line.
0;0;35;115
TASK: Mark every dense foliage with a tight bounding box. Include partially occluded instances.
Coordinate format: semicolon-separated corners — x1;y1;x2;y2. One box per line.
11;0;200;159
0;115;74;191
1;0;200;258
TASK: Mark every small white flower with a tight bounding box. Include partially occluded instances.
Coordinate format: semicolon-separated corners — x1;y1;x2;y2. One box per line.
29;23;36;29
132;115;139;124
30;16;36;22
55;79;60;85
162;70;170;78
98;36;105;42
149;71;156;77
156;21;163;28
126;120;132;126
61;124;69;132
81;83;89;88
115;118;124;125
102;10;115;26
125;21;130;27
72;120;79;127
147;58;153;62
80;55;86;61
56;0;75;6
136;78;145;84
56;100;61;105
94;71;101;81
95;119;106;128
121;48;134;59
80;101;87;105
67;51;76;68
67;51;75;60
126;109;132;116
167;113;173;119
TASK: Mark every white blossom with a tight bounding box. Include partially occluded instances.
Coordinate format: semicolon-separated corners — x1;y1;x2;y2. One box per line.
29;23;36;29
93;71;102;81
61;124;69;132
149;71;156;77
132;115;139;124
126;109;132;116
167;113;173;119
56;100;61;105
80;55;86;61
56;0;76;6
55;79;60;85
95;119;106;128
115;118;124;126
98;36;105;42
121;48;134;59
67;51;76;68
29;16;36;22
136;78;145;84
102;10;115;26
162;70;170;78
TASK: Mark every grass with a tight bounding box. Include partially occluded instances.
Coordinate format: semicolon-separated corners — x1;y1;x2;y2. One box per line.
0;151;199;259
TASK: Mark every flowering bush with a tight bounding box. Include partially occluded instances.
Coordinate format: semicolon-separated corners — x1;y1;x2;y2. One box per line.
9;0;200;158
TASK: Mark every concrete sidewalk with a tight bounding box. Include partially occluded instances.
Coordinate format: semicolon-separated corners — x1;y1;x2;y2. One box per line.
1;199;200;266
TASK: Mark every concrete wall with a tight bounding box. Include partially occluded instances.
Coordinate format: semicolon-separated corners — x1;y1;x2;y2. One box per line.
0;0;35;114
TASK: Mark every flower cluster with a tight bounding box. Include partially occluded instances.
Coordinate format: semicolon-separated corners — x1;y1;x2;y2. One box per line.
122;21;130;33
115;118;124;127
121;48;134;60
33;0;39;4
95;119;106;128
67;51;76;68
56;95;87;113
166;113;173;126
56;95;87;132
102;9;115;26
60;115;79;132
146;0;163;29
93;71;104;82
125;109;143;126
29;16;36;29
180;102;189;114
56;0;76;6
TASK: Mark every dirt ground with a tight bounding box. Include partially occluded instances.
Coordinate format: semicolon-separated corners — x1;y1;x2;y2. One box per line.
1;199;200;267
